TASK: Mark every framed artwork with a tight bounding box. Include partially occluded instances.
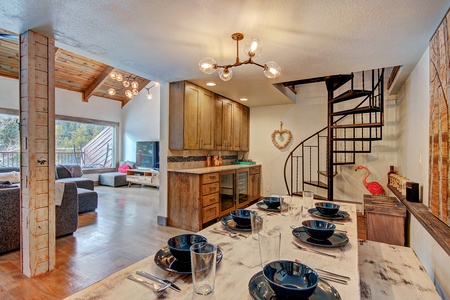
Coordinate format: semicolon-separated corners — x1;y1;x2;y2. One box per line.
429;9;450;226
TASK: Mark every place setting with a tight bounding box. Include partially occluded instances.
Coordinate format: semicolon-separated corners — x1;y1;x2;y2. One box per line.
308;201;350;221
255;196;283;213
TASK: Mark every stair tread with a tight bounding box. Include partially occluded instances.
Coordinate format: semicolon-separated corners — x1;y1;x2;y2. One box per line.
325;74;353;91
331;122;382;129
332;137;382;141
330;106;381;117
331;90;372;104
318;171;338;177
304;180;328;189
334;161;355;165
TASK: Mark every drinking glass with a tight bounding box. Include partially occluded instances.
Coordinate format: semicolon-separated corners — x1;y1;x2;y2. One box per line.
288;203;304;229
258;229;281;268
280;196;291;216
190;242;217;296
250;211;265;240
303;191;314;210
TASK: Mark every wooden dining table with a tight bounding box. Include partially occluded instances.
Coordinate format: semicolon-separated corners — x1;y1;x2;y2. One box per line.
65;198;359;299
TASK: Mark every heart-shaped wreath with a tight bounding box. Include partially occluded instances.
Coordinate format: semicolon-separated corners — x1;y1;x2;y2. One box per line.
271;121;292;149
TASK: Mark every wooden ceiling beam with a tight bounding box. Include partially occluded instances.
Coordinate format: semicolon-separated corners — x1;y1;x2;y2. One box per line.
82;65;114;102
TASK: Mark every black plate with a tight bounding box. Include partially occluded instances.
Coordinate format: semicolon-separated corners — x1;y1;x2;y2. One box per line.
292;227;349;248
256;201;281;212
221;215;252;231
308;208;350;220
248;271;342;300
154;246;223;274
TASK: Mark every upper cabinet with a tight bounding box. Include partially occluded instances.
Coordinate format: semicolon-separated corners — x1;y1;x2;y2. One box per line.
170;81;215;150
170;81;250;151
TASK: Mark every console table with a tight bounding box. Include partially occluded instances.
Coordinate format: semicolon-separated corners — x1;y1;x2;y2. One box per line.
126;169;159;188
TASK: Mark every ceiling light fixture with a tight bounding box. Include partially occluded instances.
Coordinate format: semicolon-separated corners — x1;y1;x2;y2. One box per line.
240;98;248;101
206;82;216;86
108;72;142;99
199;32;281;81
145;81;160;100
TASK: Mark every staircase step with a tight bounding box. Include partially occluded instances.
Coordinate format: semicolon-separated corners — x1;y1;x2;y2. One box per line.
334;161;355;165
292;192;328;200
325;74;353;91
331;122;382;129
304;181;328;189
332;137;382;141
333;150;371;154
330;106;381;117
318;171;338;177
331;90;372;104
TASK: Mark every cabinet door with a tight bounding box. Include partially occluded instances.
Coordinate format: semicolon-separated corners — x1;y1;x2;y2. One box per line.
241;105;249;151
198;89;215;149
249;173;261;202
184;83;200;149
236;168;249;208
232;102;242;151
215;96;233;150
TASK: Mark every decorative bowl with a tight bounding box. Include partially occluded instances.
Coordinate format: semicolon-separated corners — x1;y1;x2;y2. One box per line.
167;234;207;263
315;202;340;216
302;220;336;240
230;209;252;227
263;260;319;299
262;196;282;208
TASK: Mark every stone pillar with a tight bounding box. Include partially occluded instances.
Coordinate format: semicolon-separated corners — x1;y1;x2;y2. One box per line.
19;30;56;277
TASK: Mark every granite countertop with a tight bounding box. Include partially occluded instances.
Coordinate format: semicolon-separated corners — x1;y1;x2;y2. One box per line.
168;163;261;174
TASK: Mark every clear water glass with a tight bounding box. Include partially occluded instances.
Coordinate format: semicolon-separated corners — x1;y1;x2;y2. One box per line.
190;242;217;296
251;211;265;240
258;229;281;268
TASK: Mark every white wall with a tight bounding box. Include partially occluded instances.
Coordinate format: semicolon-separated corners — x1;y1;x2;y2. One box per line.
249;78;398;204
396;48;449;299
121;84;161;162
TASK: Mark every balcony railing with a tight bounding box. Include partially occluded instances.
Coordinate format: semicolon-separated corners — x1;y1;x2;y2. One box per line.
0;151;105;168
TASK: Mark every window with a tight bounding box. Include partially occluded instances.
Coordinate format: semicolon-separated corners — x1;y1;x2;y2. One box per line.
0;110;119;171
56;119;116;169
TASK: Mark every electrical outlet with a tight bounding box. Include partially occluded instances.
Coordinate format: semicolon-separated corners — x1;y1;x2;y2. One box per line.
264;185;270;193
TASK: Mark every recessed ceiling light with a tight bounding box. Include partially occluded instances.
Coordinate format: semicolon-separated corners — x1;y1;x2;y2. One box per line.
206;82;216;86
240;98;248;101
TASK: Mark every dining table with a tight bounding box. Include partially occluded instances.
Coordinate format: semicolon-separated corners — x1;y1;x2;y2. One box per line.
65;197;359;299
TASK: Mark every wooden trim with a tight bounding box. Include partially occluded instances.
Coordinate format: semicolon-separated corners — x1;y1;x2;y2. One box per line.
388;184;450;256
0;107;19;115
55;114;119;127
387;65;401;90
82;66;114;102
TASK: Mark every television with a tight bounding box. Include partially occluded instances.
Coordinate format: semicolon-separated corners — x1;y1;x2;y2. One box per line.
135;141;159;170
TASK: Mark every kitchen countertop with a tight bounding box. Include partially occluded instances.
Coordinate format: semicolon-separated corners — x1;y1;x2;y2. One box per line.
168;163;261;174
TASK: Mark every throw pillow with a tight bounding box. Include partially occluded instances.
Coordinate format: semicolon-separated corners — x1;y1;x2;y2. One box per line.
118;164;131;173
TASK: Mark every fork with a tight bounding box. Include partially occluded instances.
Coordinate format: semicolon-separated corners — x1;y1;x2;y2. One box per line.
127;275;170;292
292;241;336;258
210;229;240;238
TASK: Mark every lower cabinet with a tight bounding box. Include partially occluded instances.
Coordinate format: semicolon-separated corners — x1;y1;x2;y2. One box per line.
168;167;261;232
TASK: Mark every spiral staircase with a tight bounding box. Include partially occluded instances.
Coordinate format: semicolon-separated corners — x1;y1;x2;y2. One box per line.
283;68;385;201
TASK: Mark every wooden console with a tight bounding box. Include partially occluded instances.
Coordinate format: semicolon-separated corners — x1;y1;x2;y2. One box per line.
126;169;159;188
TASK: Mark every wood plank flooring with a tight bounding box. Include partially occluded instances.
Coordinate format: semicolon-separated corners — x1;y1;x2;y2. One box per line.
0;185;189;300
0;187;367;299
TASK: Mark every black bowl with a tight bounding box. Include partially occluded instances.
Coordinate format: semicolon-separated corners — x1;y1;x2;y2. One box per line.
230;209;252;227
167;234;207;263
262;196;282;208
263;260;319;299
315;202;340;216
302;220;336;240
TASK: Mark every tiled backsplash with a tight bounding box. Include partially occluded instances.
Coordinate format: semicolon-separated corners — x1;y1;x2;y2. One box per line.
167;150;241;170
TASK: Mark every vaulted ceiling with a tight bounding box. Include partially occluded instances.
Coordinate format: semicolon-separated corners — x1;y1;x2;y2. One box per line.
0;28;150;106
0;1;449;107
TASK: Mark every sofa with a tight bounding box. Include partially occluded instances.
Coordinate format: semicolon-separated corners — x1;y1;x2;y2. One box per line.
56;164;98;213
0;167;79;254
98;160;134;187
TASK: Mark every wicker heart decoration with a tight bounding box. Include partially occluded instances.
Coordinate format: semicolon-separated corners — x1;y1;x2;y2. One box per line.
271;122;292;149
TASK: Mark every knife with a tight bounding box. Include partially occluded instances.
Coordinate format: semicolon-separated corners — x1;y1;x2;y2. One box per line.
136;270;181;292
127;275;169;292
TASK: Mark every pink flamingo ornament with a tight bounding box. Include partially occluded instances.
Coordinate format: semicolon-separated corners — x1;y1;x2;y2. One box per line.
355;165;385;195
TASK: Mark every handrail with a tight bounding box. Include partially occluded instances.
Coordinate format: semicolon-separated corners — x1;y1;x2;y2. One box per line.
283;69;384;195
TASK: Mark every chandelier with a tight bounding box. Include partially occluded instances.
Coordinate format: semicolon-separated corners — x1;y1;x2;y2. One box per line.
145;81;160;100
108;72;141;99
199;33;281;81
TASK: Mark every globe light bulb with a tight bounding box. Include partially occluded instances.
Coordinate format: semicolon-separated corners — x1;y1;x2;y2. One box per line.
132;89;138;96
218;68;233;81
131;80;139;89
199;57;217;74
108;88;116;96
116;73;123;82
123;80;130;87
109;72;117;80
125;90;133;98
264;61;281;78
245;38;262;57
154;81;160;87
146;92;152;100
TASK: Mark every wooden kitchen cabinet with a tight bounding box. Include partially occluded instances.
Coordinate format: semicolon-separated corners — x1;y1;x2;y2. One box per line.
241;105;250;151
169;81;215;150
168;171;220;232
215;95;234;150
248;166;261;202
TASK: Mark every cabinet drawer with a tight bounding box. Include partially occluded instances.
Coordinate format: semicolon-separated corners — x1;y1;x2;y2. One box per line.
203;172;219;184
203;203;219;223
203;193;219;207
202;182;219;195
249;167;260;175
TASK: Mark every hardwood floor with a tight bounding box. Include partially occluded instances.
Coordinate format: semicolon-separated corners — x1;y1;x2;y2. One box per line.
0;187;368;299
0;185;189;300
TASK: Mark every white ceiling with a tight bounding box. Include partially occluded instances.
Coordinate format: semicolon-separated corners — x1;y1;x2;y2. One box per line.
0;0;449;107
